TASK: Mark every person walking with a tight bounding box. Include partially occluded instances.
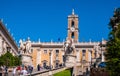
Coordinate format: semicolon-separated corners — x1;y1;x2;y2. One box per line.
4;66;8;76
12;67;16;76
28;65;33;76
21;67;28;76
37;64;40;71
16;66;21;75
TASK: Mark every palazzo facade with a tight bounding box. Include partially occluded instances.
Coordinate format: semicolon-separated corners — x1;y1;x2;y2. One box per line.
0;20;18;56
20;10;106;71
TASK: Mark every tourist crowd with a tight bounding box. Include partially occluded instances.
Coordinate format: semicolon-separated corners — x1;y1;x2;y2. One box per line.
0;65;33;76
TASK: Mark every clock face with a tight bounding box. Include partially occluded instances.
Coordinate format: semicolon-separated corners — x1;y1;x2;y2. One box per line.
70;27;75;32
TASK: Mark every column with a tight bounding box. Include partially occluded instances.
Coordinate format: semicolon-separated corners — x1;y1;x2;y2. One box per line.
0;36;3;55
76;50;80;62
49;49;53;69
61;50;64;63
88;50;91;62
51;50;53;67
82;50;86;60
37;49;41;65
94;45;99;58
102;51;105;62
40;50;41;64
0;36;3;52
36;51;39;65
3;41;7;53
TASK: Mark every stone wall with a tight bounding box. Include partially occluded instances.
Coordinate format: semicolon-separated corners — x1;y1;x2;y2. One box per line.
27;67;66;76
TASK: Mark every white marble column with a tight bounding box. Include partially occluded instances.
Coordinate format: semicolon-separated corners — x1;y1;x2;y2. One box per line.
96;46;99;58
0;36;3;52
76;50;80;62
40;50;41;64
3;41;7;53
82;50;86;60
102;51;105;62
94;45;99;58
61;50;64;63
88;50;91;62
37;49;41;65
51;50;53;66
36;51;39;65
0;36;3;55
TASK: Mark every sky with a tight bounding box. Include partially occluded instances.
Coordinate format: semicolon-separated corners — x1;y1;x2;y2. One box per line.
0;0;120;44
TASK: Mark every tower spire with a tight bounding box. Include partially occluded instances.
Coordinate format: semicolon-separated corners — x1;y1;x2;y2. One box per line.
72;9;74;15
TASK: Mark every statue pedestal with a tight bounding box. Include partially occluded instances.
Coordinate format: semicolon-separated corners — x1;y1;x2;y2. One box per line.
65;55;83;75
65;54;76;68
21;53;32;66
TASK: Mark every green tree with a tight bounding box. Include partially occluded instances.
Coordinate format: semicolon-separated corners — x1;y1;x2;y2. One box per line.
0;51;21;67
14;55;21;66
106;8;120;76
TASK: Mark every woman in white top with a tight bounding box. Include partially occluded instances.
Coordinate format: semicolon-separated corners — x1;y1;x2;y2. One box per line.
12;67;16;76
21;67;28;76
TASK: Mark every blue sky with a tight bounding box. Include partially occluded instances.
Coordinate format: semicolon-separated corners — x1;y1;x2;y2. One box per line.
0;0;120;44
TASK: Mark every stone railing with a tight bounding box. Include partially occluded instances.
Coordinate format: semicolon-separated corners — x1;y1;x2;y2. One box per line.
27;67;67;76
32;42;64;46
75;42;100;46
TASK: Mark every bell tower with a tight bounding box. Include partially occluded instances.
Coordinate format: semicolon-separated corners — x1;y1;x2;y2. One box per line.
67;9;79;42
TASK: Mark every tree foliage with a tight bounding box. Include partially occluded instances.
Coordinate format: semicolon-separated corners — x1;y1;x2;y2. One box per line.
106;8;120;76
0;51;21;67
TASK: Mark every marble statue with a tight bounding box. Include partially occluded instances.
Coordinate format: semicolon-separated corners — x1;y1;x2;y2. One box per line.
19;39;26;53
64;39;81;76
19;37;31;54
19;38;32;66
63;39;76;68
64;39;75;55
25;37;31;53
